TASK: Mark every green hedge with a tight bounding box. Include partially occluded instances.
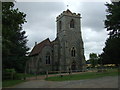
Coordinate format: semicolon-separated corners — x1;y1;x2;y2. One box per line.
3;68;26;80
3;69;16;80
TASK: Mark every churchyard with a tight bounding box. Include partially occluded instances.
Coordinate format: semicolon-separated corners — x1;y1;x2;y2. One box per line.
2;68;119;88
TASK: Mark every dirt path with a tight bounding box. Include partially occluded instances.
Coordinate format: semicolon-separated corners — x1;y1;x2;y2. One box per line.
12;76;118;88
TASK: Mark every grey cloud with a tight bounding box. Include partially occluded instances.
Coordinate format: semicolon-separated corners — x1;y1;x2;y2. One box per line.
82;28;107;59
84;41;105;60
15;2;108;60
15;2;65;48
77;2;108;59
78;2;107;32
82;28;108;43
15;2;65;30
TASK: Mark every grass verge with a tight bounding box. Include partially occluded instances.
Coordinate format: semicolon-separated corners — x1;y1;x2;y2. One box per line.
45;71;118;81
2;80;26;87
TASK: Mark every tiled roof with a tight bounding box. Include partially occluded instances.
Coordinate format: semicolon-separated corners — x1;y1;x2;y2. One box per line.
29;38;51;56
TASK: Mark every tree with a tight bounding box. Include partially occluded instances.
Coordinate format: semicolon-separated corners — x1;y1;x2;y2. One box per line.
100;1;120;65
105;2;120;38
89;53;98;68
2;2;29;73
101;37;120;65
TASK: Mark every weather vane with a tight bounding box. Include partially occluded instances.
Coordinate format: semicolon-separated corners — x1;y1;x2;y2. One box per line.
67;5;69;9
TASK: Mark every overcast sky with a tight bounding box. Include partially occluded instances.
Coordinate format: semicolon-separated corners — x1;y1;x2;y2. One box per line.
14;0;111;60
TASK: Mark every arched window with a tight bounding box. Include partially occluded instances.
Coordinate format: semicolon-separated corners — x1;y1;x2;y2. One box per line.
59;21;62;30
71;47;75;57
46;53;50;64
70;19;74;28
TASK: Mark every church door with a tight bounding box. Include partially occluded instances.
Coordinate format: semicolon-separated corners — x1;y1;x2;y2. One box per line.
71;61;76;71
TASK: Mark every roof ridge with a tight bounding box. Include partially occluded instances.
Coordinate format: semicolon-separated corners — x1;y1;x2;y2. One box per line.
36;38;50;46
29;38;51;56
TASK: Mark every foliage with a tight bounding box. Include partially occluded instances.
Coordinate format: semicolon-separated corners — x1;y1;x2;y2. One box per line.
5;68;16;73
105;2;120;38
2;68;26;80
100;1;120;65
101;37;120;65
2;2;29;73
89;53;98;68
2;68;16;80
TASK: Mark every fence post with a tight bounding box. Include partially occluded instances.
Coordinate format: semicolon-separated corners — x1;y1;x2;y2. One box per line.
36;72;37;80
70;69;72;75
46;70;48;78
11;72;13;80
60;70;61;76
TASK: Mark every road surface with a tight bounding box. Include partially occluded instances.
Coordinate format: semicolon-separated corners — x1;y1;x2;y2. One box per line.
12;76;118;88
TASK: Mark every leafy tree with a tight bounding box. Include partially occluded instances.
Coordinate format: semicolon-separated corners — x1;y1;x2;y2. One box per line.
2;2;29;73
97;54;103;65
101;37;120;65
105;2;120;38
89;53;98;68
100;1;120;65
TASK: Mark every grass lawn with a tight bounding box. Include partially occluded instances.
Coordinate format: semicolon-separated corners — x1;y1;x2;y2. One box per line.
45;69;118;81
2;80;26;87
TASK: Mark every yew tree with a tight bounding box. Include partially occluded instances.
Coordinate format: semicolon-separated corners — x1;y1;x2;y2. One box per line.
2;2;29;72
101;1;120;65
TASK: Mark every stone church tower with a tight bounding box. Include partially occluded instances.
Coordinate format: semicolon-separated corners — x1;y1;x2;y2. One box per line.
26;9;86;74
56;9;85;71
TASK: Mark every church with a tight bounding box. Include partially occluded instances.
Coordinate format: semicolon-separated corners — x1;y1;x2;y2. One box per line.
25;9;86;74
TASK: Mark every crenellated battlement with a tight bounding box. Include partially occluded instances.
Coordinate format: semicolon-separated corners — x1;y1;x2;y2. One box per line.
56;9;80;20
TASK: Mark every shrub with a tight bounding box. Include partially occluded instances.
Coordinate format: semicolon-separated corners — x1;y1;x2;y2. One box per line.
3;68;25;80
3;68;16;80
97;69;107;72
14;73;25;80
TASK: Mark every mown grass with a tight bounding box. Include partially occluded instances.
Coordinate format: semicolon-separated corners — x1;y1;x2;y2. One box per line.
2;80;26;87
45;69;118;81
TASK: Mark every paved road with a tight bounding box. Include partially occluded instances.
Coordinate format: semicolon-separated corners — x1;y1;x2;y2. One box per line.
12;76;118;88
